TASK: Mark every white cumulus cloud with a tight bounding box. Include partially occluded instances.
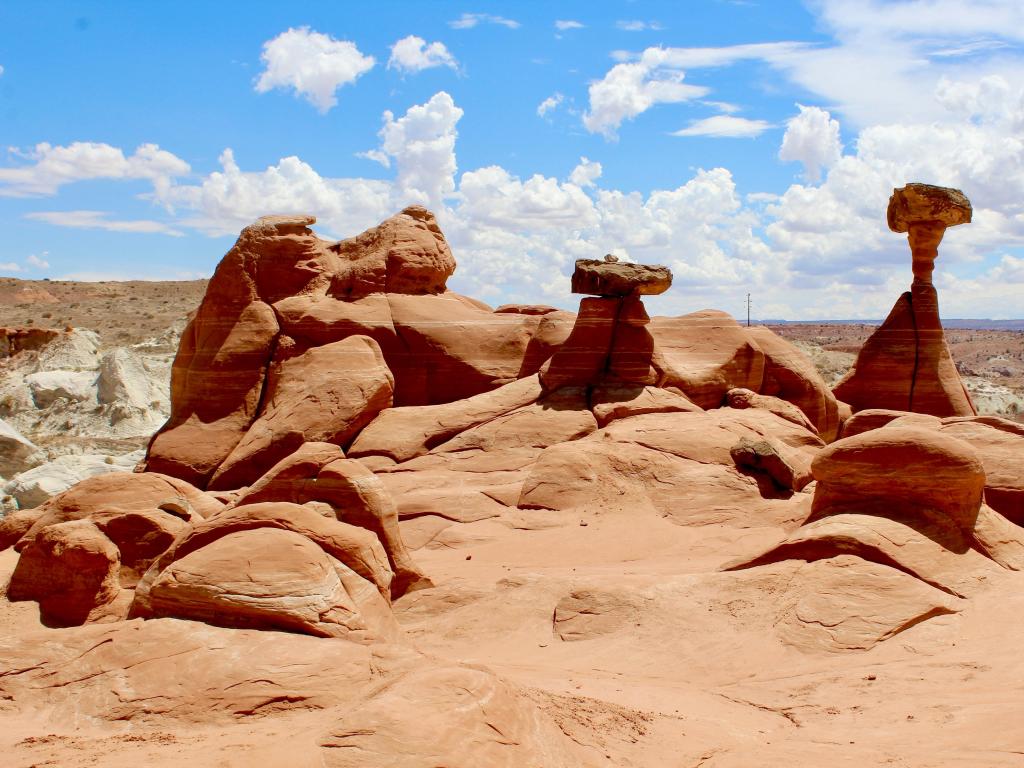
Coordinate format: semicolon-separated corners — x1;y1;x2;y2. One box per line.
555;20;584;31
779;104;843;181
537;92;564;117
583;43;805;138
387;35;458;74
0;142;189;197
26;252;50;270
155;92;463;235
375;91;464;211
569;157;602;188
254;27;375;113
673;115;772;138
583;51;708;138
155;149;392;237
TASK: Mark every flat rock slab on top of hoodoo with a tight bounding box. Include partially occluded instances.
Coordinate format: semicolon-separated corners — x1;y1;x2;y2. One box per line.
571;256;672;296
887;184;972;233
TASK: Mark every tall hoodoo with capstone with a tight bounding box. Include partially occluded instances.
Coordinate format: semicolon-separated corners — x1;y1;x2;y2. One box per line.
833;183;977;417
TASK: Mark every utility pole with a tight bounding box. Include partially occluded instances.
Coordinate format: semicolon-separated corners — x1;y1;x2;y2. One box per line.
746;293;751;327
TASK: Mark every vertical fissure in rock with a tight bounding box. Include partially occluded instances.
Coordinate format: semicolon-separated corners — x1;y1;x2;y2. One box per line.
601;297;627;379
906;291;920;412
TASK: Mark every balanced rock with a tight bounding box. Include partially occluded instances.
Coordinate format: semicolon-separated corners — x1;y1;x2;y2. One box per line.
833;183;975;418
571;255;672;297
887;183;971;283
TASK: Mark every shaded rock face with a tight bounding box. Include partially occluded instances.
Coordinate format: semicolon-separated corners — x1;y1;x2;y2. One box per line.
6;519;124;626
834;184;975;418
833;281;975;416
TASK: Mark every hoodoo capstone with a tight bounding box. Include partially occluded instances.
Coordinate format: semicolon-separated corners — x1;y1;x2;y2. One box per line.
571;255;673;297
887;183;972;284
833;183;976;417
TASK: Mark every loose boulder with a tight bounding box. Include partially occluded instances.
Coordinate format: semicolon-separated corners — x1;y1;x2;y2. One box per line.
810;424;986;533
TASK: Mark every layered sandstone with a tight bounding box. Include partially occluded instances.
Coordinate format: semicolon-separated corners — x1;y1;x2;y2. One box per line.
3;200;1022;767
834;183;976;417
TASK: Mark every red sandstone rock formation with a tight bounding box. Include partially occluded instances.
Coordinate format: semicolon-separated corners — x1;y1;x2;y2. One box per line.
0;326;61;358
6;204;1022;765
834;183;976;417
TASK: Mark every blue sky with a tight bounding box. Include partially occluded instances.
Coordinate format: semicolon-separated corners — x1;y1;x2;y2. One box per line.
2;0;1024;319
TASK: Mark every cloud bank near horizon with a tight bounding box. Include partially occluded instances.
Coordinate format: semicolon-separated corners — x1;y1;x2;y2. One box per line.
3;1;1024;319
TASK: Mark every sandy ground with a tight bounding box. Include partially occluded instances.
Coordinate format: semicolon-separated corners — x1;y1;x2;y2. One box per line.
5;497;1021;766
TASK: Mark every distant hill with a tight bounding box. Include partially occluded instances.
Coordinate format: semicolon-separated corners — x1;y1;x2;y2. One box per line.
764;318;1024;331
0;277;209;345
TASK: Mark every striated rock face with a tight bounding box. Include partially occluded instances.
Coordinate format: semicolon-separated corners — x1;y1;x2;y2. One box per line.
833;184;975;418
129;500;401;642
9;203;1022;766
833;281;975;416
207;335;394;490
145;209;567;488
142;526;398;642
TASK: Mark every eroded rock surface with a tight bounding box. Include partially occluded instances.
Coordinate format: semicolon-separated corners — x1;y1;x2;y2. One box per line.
3;201;1023;768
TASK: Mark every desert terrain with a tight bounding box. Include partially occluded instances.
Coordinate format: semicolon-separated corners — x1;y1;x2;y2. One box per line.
3;275;1021;420
0;201;1022;767
768;323;1024;422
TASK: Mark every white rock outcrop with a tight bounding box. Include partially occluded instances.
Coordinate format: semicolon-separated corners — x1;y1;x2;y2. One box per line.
25;370;97;407
2;451;143;510
0;418;42;478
